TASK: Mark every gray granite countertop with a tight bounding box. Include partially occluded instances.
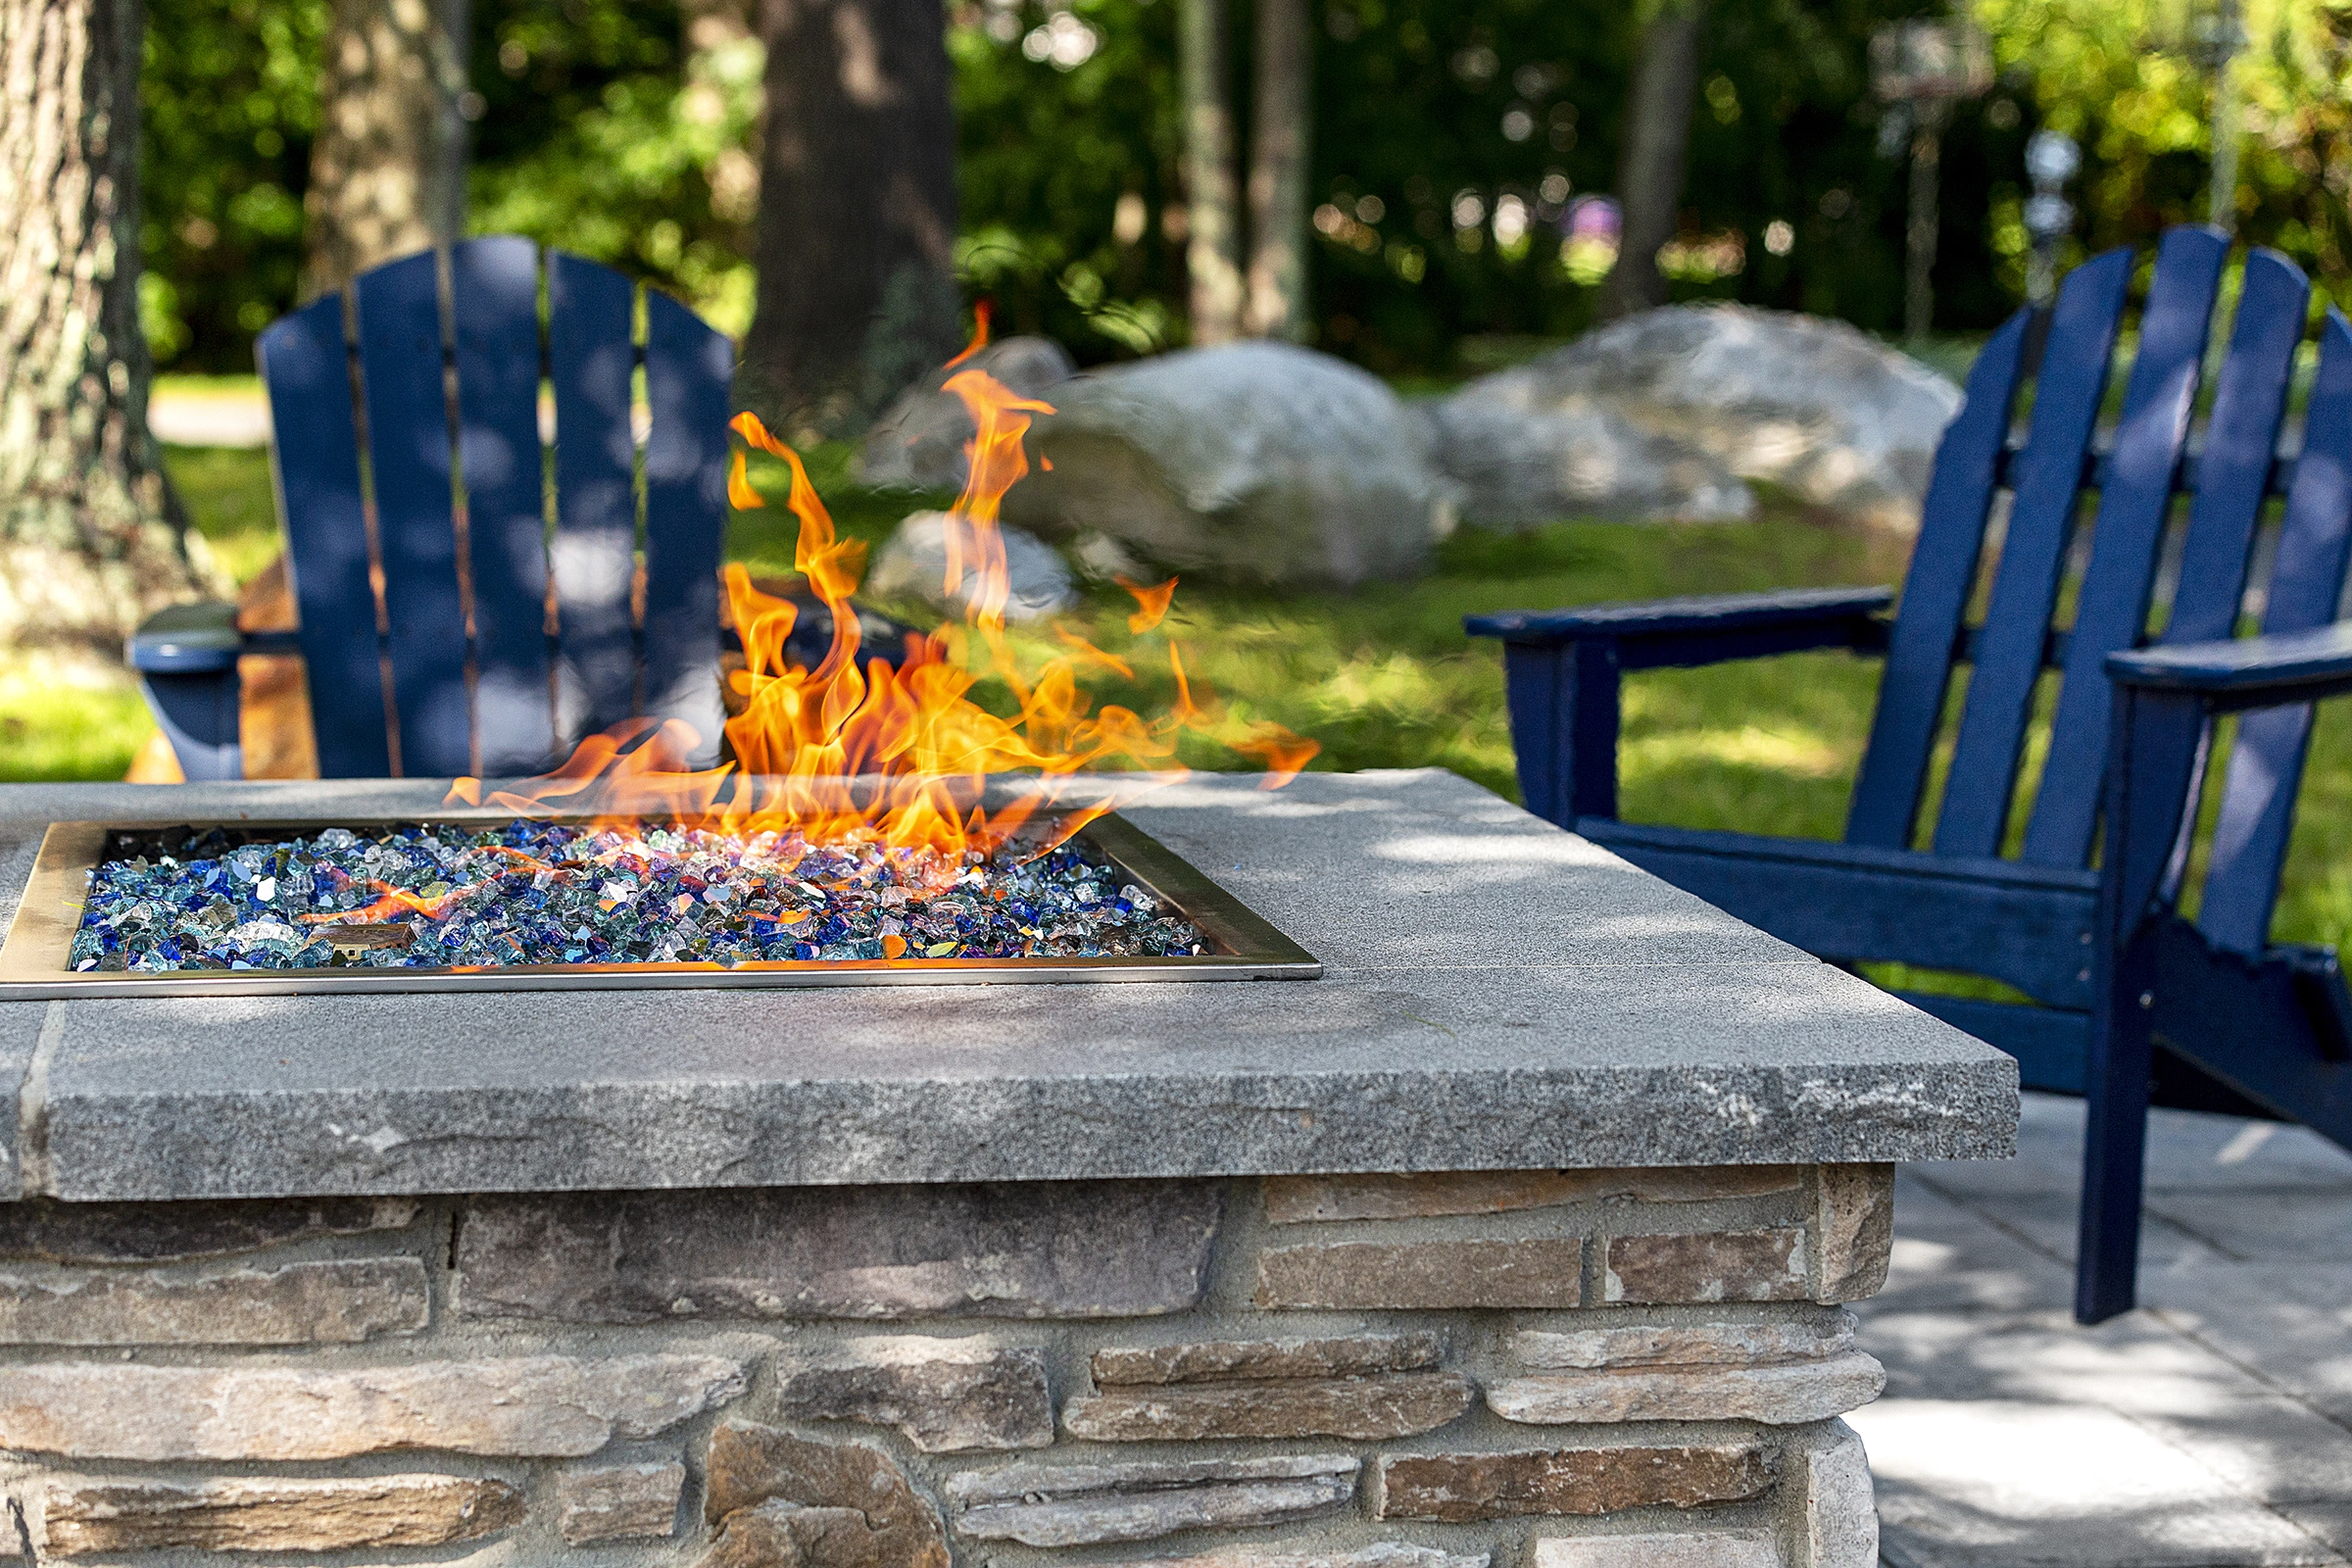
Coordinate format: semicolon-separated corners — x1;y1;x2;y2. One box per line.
0;770;2016;1200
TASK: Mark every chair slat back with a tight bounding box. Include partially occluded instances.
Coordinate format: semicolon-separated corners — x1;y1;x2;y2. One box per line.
1845;309;2031;848
255;294;393;778
451;236;558;774
640;291;732;766
1929;245;2134;859
355;250;472;779
259;238;734;779
2162;253;2312;651
2018;227;2230;866
2198;310;2352;953
548;252;640;742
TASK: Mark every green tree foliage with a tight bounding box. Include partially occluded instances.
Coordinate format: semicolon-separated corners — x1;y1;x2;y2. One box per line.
141;0;326;368
950;0;2026;370
1975;0;2352;302
136;0;2352;377
467;0;763;333
140;0;760;368
951;0;1187;356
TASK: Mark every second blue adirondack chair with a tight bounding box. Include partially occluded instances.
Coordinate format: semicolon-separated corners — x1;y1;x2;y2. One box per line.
1468;224;2352;1323
128;237;734;781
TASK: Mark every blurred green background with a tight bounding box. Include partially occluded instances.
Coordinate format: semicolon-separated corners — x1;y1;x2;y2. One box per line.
144;0;2352;375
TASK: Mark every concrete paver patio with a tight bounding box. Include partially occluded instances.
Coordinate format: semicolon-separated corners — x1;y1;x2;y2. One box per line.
1852;1091;2352;1567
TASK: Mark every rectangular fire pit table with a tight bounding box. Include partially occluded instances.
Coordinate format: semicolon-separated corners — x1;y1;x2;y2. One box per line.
0;769;2015;1566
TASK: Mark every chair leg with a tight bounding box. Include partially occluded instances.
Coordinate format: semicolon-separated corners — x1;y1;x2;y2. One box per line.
138;669;244;782
2077;937;2157;1322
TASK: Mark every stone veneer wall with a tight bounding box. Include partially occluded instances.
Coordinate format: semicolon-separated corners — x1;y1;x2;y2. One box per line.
0;1162;1894;1566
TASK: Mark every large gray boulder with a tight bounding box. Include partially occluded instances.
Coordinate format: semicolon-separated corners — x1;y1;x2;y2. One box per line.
1002;342;1458;588
1425;305;1963;528
864;511;1075;624
860;337;1078;491
1418;399;1755;525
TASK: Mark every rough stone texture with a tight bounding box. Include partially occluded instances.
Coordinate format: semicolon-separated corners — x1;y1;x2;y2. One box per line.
949;1454;1359;1546
1512;1314;1854;1369
557;1461;686;1544
704;1423;950;1568
1263;1167;1802;1224
457;1182;1220;1322
1415;396;1754;526
777;1337;1054;1451
40;1474;524;1554
1113;1548;1491;1568
0;1003;39;1203
1002;342;1459;588
1376;1444;1775;1522
1421;305;1962;528
1530;1532;1778;1568
1786;1419;1877;1568
0;1257;426;1345
702;1497;871;1567
0;1196;417;1262
1601;1229;1809;1304
859;335;1077;490
1810;1164;1894;1303
1487;1350;1886;1425
863;511;1076;624
1256;1239;1586;1310
1093;1333;1445;1386
0;772;2018;1202
1064;1371;1478;1442
0;1353;748;1459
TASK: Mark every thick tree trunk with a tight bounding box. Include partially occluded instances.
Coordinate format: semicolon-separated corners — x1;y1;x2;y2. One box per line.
1599;0;1707;321
1178;0;1243;345
741;0;960;433
0;0;224;660
303;0;470;298
1245;0;1310;341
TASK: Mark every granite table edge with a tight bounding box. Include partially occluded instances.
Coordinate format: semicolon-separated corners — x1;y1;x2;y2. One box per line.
0;771;2021;1201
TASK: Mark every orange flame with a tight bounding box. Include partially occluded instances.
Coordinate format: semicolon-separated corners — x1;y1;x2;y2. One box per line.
447;361;1320;875
943;299;993;369
1117;575;1178;635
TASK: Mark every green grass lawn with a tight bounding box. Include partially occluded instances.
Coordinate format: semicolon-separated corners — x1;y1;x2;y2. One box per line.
11;431;2350;963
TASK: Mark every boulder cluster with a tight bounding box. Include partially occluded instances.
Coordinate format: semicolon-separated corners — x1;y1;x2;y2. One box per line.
854;306;1962;597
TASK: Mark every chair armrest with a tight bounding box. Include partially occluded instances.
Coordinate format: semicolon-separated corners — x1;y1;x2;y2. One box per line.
1465;585;1893;671
127;601;242;673
2106;623;2352;711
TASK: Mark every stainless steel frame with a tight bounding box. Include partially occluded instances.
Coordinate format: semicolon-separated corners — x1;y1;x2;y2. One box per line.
0;812;1318;999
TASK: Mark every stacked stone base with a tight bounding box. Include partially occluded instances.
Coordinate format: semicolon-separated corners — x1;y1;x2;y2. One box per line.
0;1162;1893;1564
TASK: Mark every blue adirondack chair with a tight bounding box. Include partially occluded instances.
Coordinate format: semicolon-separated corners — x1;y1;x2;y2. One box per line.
1467;224;2352;1323
128;237;734;780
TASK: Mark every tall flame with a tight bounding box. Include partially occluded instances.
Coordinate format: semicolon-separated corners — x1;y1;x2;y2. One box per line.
450;343;1318;878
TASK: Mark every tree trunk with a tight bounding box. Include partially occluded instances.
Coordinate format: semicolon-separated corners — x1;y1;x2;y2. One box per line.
1904;110;1942;346
1245;0;1310;341
303;0;470;298
0;0;224;660
741;0;960;434
1179;0;1243;345
1600;0;1707;322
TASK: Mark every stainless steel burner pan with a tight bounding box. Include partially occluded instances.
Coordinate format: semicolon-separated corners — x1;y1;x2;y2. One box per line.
0;812;1319;999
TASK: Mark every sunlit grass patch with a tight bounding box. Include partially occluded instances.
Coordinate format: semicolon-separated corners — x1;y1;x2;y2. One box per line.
0;662;154;784
166;444;279;585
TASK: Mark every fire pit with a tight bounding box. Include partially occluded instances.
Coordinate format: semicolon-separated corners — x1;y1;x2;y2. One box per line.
0;807;1314;998
0;769;2015;1566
